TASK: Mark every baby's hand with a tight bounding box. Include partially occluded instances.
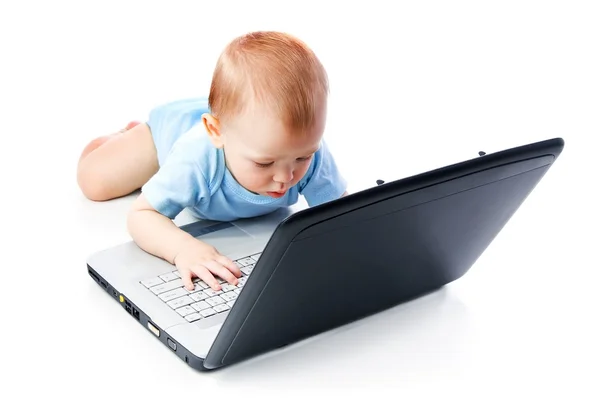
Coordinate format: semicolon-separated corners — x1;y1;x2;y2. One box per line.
173;238;241;291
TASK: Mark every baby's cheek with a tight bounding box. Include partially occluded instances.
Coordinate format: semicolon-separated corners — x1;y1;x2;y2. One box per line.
293;163;311;183
248;170;267;185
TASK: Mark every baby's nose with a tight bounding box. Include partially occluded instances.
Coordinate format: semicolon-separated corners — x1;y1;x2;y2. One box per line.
273;169;294;183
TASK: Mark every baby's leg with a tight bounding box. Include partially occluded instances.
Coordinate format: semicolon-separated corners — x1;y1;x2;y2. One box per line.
77;121;159;201
78;121;140;161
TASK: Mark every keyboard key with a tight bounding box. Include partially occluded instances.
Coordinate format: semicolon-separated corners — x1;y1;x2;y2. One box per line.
150;279;184;295
241;265;254;275
203;288;220;297
220;292;237;302
191;301;211;312
206;296;225;307
176;305;196;317
200;308;216;317
183;286;197;294
195;281;209;289
159;272;179;282
227;300;236;308
237;257;254;266
158;288;188;302
221;283;236;292
184;313;202;322
188;291;209;302
213;304;230;313
250;253;261;261
140;277;164;288
167;296;194;309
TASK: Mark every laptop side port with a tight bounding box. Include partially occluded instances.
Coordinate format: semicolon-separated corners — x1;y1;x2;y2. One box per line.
89;269;101;283
147;321;160;337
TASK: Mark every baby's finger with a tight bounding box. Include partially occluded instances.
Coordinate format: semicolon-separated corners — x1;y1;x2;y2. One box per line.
206;260;238;286
191;264;221;291
179;269;195;291
217;255;242;278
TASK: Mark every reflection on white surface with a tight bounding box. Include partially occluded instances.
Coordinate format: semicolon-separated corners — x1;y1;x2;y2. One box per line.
216;287;471;384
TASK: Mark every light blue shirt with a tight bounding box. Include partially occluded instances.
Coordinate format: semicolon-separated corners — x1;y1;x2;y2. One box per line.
142;98;347;221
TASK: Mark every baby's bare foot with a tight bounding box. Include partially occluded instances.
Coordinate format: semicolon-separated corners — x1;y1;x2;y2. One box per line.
119;121;141;133
79;121;143;161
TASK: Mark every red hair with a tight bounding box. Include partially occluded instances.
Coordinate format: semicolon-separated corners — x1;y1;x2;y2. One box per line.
208;31;329;131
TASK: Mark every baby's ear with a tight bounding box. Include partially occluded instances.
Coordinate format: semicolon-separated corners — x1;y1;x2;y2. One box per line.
202;113;223;148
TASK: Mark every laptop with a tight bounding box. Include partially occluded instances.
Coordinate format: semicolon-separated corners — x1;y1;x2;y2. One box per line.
86;137;564;371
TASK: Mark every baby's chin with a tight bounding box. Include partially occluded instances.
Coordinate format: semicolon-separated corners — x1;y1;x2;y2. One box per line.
239;184;266;196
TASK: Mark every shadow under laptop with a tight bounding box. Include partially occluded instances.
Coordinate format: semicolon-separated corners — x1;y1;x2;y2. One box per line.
211;284;471;384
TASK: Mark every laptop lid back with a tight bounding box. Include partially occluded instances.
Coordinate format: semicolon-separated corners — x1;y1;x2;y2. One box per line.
203;138;564;369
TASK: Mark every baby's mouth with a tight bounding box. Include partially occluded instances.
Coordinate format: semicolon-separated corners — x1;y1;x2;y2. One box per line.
266;190;286;198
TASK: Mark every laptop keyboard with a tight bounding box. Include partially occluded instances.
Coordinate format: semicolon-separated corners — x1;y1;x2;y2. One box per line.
139;252;260;322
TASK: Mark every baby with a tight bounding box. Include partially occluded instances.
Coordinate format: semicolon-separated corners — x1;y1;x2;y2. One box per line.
77;31;347;292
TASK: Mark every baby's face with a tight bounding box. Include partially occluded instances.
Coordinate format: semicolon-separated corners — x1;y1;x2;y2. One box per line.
220;103;325;198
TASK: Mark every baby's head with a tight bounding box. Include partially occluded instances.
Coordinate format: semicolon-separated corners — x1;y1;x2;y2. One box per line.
202;31;329;198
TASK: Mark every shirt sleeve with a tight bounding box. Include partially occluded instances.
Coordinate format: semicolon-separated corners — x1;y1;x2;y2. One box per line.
141;138;209;219
297;139;347;206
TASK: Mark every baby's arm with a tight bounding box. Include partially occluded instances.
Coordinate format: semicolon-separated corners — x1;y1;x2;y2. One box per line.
299;140;348;205
127;194;241;291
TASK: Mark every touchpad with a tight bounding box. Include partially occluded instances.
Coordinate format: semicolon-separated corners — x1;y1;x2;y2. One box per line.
187;222;254;255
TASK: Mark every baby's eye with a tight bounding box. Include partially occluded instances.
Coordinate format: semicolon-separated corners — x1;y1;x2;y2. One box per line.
296;155;312;162
254;162;274;168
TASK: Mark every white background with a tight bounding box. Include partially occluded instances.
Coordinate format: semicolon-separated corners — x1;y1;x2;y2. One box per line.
1;0;598;405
